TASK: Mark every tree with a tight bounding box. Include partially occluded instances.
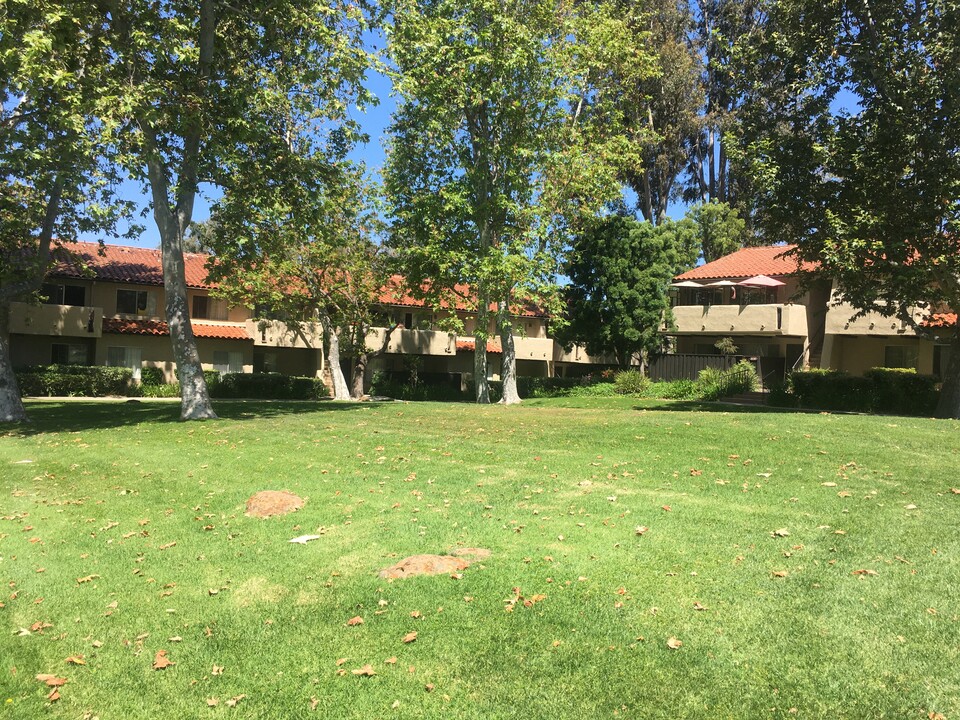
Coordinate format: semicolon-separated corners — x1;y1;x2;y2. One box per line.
92;0;374;419
558;214;698;369
736;0;960;418
686;199;748;262
0;1;135;423
385;0;649;404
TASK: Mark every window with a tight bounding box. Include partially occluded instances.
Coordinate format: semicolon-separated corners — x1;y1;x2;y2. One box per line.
42;283;85;306
213;350;244;375
192;295;227;321
116;289;152;315
51;343;89;365
254;351;278;374
107;346;143;380
884;345;918;370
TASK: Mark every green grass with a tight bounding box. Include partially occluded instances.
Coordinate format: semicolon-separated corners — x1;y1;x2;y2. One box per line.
1;397;959;719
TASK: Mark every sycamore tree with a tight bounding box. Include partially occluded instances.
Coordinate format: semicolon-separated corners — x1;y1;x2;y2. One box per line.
89;0;374;419
385;0;651;404
558;214;698;369
0;2;135;423
736;0;960;418
208;166;393;402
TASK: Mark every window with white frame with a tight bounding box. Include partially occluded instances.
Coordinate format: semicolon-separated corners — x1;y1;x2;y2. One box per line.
106;346;143;380
213;350;244;375
192;295;228;321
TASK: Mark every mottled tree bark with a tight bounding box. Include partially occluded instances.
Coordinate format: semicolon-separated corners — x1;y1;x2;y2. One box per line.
319;311;351;401
498;302;520;404
0;307;28;423
935;331;960;419
474;300;490;403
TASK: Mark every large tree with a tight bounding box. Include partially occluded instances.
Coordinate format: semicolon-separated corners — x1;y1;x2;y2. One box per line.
385;0;649;404
0;1;135;423
558;214;698;369
91;0;373;419
737;0;960;417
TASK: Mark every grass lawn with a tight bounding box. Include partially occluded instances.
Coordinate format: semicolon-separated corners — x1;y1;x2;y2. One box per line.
1;397;959;719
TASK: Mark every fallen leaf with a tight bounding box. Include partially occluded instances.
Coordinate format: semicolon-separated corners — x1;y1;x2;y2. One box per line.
352;664;376;676
288;535;322;545
425;683;435;692
65;655;85;665
666;637;683;650
76;575;100;584
692;602;707;611
409;611;421;619
335;659;348;667
225;694;246;707
905;504;918;510
47;688;61;703
346;616;364;627
771;570;789;578
852;569;878;576
206;698;219;707
385;657;397;665
690;469;702;476
158;541;177;550
36;674;67;687
634;525;649;536
168;636;182;643
771;528;790;538
661;505;671;512
152;649;174;670
211;665;224;675
402;632;417;644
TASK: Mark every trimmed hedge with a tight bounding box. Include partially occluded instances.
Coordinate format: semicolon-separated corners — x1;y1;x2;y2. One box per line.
785;368;938;416
208;372;328;400
16;365;136;397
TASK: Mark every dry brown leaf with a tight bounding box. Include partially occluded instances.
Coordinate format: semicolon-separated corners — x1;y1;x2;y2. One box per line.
771;570;789;578
852;569;878;576
771;528;790;538
159;542;177;550
212;664;224;675
385;657;398;665
65;655;85;665
425;683;435;692
692;602;707;611
346;616;364;627
950;488;960;495
402;632;417;644
690;469;702;476
666;637;683;650
47;688;61;703
335;658;348;666
206;698;219;707
76;575;100;584
225;694;246;707
661;505;672;512
152;649;174;670
352;664;376;676
36;674;67;687
634;525;649;536
409;611;421;619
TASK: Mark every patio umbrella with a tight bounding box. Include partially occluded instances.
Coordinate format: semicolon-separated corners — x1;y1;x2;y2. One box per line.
737;274;785;288
670;280;705;288
704;280;738;287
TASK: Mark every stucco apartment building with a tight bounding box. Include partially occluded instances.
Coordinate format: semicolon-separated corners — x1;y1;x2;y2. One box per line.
7;241;607;387
668;245;954;378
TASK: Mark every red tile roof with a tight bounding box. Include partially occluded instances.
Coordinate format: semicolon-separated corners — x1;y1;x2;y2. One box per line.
103;318;250;340
676;245;817;281
379;276;547;318
923;313;957;328
51;241;214;289
455;339;503;354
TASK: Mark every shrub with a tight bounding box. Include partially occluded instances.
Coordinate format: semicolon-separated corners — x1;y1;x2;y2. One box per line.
209;372;328;400
613;370;650;396
566;382;618;397
139;366;167;386
697;359;759;401
140;382;181;398
646;379;699;400
16;365;136;397
784;367;938;416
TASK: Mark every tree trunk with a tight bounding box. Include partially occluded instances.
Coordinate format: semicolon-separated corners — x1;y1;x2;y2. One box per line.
474;302;490;403
935;331;960;419
498;302;521;405
0;306;28;423
319;312;351;401
155;210;217;420
350;353;367;399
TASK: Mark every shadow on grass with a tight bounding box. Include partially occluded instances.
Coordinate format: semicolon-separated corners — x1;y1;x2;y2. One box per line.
9;398;376;435
636;400;801;415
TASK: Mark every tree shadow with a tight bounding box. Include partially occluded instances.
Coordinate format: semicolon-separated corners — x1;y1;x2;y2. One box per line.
635;400;802;415
8;398;378;435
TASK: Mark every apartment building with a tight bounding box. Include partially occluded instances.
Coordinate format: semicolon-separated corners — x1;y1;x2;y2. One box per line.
7;241;609;387
668;245;953;378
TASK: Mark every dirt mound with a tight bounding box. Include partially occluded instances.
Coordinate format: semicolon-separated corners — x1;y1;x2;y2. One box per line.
378;554;471;579
245;490;305;518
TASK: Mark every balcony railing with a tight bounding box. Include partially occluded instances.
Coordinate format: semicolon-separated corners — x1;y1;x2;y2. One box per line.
824;304;923;336
671;303;808;336
8;302;102;338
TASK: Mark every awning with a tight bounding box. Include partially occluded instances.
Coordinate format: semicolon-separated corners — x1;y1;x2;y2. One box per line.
737;274;786;288
670;280;705;288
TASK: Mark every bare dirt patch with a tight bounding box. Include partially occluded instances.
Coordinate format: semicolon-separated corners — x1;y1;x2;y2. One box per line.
379;554;472;579
244;490;305;518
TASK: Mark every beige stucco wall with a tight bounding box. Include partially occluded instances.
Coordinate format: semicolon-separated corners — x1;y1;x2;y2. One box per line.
8;302;103;338
672;303;808;337
824;335;934;375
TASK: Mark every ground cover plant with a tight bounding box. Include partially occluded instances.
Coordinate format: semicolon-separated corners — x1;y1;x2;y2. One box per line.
1;398;958;718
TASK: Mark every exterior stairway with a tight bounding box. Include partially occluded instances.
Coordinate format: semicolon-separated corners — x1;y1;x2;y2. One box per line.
719;390;769;406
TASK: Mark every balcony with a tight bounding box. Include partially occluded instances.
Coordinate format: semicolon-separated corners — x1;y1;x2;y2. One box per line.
513;336;554;360
671;303;808;337
368;327;456;356
552;342;618;365
825;304;922;336
247;319;324;349
8;302;102;338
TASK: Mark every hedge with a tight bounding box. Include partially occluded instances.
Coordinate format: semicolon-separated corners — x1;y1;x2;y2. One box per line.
785;368;938;416
208;372;328;400
16;365;136;397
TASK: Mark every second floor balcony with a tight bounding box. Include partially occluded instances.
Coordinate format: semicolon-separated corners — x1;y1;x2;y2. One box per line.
671;302;808;337
8;301;103;338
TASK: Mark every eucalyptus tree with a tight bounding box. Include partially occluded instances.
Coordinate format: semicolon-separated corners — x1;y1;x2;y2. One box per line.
0;2;135;423
92;0;375;419
737;0;960;417
385;0;651;403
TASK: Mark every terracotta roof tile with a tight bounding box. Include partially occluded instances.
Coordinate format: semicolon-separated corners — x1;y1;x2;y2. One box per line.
51;241;213;289
455;339;503;354
676;245;817;281
103;317;249;340
923;312;957;328
379;276;547;318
